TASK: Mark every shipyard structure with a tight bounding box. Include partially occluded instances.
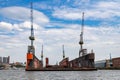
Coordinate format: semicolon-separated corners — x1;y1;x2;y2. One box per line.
25;2;96;71
95;55;120;69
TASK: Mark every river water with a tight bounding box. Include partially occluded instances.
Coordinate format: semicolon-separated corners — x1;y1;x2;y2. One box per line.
0;70;120;80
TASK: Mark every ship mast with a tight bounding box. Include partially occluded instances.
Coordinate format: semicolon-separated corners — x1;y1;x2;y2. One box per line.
109;53;113;67
41;44;43;64
79;12;84;57
29;2;35;54
62;45;65;59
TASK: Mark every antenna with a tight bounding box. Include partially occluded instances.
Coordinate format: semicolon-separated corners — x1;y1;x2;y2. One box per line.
79;12;84;57
41;44;43;65
29;2;35;47
63;45;65;59
41;45;43;59
109;53;112;67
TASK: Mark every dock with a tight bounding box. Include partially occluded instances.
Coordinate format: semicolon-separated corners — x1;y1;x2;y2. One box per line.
25;2;97;71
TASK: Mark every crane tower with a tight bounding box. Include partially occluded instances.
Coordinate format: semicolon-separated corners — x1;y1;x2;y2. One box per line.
79;12;84;57
26;2;35;69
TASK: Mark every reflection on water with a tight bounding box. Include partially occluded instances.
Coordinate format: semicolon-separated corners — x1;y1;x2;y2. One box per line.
0;70;120;80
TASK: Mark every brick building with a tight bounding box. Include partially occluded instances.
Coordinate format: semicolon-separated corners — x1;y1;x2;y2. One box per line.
112;57;120;68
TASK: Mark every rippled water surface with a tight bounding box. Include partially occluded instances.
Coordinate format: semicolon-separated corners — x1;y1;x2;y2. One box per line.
0;70;120;80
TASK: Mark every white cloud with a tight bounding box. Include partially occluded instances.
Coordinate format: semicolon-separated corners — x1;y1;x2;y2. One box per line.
0;6;49;24
0;22;13;31
96;1;120;10
0;1;120;64
0;21;120;63
0;21;41;33
53;8;82;20
0;20;120;63
34;25;120;63
53;1;120;20
85;1;120;20
18;21;39;30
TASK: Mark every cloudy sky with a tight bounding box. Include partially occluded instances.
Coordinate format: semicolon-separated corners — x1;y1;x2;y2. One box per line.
0;0;120;64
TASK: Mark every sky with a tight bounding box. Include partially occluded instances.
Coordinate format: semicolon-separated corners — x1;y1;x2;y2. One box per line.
0;0;120;64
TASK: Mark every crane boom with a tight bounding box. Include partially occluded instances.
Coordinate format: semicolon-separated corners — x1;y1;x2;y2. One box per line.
79;12;84;57
29;2;35;47
81;12;84;36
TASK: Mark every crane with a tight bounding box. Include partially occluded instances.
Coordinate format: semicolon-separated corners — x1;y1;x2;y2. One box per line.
79;12;84;57
28;2;35;54
26;1;44;70
26;1;35;69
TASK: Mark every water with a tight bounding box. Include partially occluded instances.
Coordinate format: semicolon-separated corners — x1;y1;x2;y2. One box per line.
0;70;120;80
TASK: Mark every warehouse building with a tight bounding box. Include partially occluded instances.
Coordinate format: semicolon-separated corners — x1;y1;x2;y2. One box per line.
95;57;120;69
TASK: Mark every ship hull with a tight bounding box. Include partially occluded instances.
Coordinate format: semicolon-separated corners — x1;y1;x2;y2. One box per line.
25;68;97;71
26;53;97;71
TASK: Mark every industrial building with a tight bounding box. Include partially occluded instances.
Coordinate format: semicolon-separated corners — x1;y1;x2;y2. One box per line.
95;57;120;69
0;56;10;70
0;57;2;63
95;60;106;68
112;57;120;68
0;56;10;64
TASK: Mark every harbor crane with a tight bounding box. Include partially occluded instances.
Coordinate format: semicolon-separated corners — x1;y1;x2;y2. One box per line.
79;12;85;57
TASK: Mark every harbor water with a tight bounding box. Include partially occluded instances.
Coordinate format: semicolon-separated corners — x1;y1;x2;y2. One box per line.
0;70;120;80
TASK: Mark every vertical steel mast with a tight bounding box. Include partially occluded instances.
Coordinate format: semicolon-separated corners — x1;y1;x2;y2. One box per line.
79;12;84;57
63;45;65;59
109;53;113;67
41;45;43;64
29;2;35;54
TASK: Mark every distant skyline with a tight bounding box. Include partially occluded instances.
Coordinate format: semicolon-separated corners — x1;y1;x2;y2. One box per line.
0;0;120;64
